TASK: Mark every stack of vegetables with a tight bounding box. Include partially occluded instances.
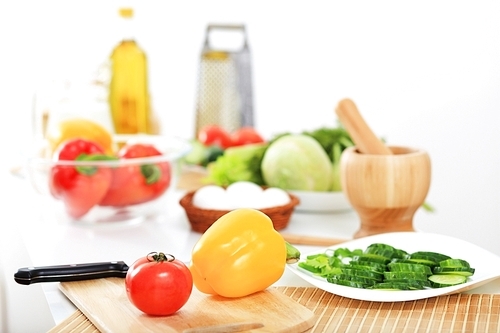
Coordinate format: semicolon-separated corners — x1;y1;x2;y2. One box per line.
184;124;354;192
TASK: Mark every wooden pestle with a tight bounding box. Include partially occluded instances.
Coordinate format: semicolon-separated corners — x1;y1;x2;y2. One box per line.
335;98;392;155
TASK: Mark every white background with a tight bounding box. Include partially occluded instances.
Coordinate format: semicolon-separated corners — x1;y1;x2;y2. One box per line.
1;1;499;254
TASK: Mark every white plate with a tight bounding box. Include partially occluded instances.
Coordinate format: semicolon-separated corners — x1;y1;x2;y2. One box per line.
289;190;351;213
287;232;500;302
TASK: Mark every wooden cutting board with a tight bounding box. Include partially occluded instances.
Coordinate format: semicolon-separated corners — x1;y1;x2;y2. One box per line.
58;278;315;333
52;287;500;333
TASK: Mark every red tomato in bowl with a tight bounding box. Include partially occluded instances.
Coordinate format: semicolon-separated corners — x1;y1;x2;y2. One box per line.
125;252;193;316
99;144;171;207
231;127;265;146
197;125;234;149
49;139;114;218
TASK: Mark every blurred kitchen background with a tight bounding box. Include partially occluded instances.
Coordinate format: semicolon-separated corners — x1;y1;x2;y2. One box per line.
1;1;499;253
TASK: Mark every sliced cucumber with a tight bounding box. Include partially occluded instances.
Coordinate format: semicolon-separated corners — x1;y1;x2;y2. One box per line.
365;243;397;258
341;267;384;281
391;258;437;267
433;266;475;276
384;271;429;281
352;254;391;265
409;251;451;263
384;278;432;288
439;259;471;268
348;261;387;273
327;278;368;288
387;262;433;275
369;282;423;290
327;274;378;287
300;242;475;291
428;274;467;288
364;243;408;259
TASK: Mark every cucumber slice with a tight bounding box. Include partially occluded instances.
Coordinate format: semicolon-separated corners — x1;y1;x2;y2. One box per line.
393;248;410;259
384;271;429;281
353;254;391;265
409;251;451;263
391;258;437;267
365;243;396;258
364;243;408;259
341;267;384;281
385;278;432;288
327;274;378;286
439;259;471;268
428;274;467;288
327;278;367;289
433;266;475;276
348;261;387;273
387;262;433;275
369;282;423;290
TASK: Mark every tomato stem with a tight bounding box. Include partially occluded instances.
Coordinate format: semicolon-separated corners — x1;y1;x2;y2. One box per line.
148;252;175;263
140;164;162;184
75;154;118;176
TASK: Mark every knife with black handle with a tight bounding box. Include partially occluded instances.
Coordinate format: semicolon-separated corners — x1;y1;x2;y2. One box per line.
14;261;129;285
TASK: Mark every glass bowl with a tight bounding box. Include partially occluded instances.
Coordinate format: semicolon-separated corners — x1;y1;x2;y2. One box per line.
25;135;191;225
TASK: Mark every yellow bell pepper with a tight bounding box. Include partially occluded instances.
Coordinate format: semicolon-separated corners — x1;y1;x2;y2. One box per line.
189;208;300;298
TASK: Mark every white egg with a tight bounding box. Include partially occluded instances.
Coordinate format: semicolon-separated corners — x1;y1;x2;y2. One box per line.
192;185;231;210
225;181;264;209
259;187;291;209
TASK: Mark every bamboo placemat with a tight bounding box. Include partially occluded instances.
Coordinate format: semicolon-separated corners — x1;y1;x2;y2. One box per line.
49;287;500;333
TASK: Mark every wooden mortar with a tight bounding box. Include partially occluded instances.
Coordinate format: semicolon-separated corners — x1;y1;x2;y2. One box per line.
335;98;431;238
340;146;431;238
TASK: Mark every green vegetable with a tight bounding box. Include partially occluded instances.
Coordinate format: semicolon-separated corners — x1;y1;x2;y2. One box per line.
206;143;268;186
269;127;354;191
261;134;333;191
432;267;475;276
183;141;224;167
428;274;467;287
298;242;474;290
302;127;354;191
368;281;430;290
302;127;354;158
297;248;363;278
409;251;451;264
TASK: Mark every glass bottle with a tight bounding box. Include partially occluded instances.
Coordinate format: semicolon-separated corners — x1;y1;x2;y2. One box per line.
108;7;152;134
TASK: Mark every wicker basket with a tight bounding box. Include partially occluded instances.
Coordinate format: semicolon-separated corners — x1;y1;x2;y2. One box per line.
179;190;300;233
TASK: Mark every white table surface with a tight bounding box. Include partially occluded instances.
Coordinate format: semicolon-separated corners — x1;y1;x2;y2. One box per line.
2;167;500;333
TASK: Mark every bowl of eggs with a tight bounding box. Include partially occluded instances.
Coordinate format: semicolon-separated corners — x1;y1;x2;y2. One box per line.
179;181;300;233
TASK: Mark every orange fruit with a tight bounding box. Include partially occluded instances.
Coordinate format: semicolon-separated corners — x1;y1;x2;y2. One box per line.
47;118;114;155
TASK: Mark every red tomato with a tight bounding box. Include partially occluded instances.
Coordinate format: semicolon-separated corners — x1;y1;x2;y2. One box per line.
49;139;114;218
125;252;193;316
197;125;234;149
99;144;171;207
55;138;105;161
231;127;265;146
119;144;161;159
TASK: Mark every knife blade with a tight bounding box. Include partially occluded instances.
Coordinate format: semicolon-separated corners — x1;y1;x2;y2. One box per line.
14;261;129;285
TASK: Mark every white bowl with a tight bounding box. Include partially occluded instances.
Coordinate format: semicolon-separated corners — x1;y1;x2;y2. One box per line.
289;190;351;213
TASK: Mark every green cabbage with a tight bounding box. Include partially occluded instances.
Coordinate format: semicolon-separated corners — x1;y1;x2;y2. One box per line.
261;134;333;191
206;143;268;186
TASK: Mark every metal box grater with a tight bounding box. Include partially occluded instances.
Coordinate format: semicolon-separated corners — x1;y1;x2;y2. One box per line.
194;24;254;136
